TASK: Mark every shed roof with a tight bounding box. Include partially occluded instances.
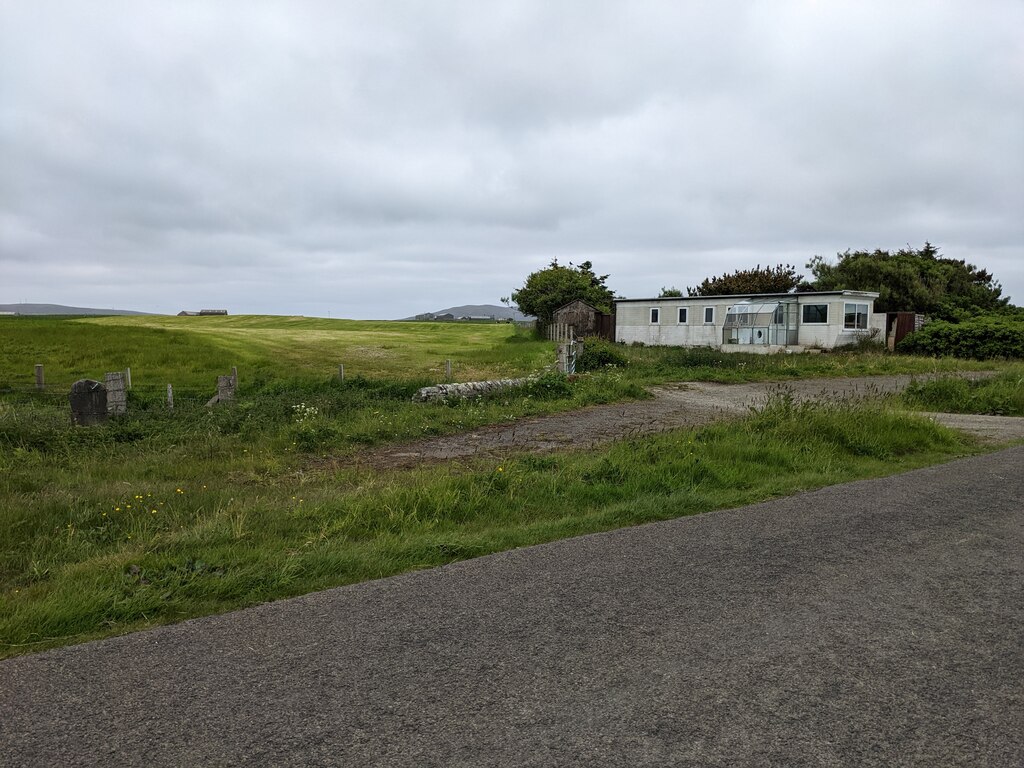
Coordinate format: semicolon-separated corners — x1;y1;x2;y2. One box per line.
553;299;602;313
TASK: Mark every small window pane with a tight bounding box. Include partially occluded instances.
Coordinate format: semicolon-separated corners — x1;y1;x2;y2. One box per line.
844;302;868;330
802;304;828;323
677;307;687;323
650;308;660;324
704;307;714;323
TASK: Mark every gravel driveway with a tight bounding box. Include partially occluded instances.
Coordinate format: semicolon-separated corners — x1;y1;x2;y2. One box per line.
367;373;1023;468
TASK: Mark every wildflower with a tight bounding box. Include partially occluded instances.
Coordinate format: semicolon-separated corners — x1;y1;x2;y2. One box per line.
176;488;183;494
497;467;504;473
115;507;121;512
151;509;157;514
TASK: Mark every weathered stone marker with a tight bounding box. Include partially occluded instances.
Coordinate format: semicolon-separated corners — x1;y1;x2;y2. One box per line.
206;373;237;406
35;364;44;391
69;379;108;426
104;372;128;415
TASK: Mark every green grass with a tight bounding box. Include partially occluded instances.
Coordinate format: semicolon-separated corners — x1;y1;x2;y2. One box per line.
902;367;1024;416
0;315;553;390
614;343;996;384
0;394;976;658
0;315;1011;658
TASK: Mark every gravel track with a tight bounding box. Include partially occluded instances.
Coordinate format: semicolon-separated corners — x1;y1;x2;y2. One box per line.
365;373;1023;469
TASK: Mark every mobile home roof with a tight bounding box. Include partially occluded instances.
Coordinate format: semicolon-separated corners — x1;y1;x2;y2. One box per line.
614;290;879;303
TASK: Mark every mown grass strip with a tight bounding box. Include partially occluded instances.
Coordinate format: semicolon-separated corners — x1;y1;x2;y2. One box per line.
1;395;978;658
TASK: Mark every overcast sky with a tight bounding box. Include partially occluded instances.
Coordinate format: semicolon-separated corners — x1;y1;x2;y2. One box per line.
2;1;1022;318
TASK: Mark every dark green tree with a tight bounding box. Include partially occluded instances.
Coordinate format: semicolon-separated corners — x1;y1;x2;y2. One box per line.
807;242;1008;318
659;286;683;297
687;264;804;296
510;260;616;326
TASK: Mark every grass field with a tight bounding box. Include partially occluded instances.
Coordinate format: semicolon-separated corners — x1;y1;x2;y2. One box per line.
0;315;1017;657
0;315;552;390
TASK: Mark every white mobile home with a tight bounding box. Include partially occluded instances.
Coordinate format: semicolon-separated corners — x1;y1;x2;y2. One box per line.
615;291;883;352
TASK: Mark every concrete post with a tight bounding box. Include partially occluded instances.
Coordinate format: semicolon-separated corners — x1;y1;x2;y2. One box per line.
34;364;44;390
104;372;127;415
167;383;174;410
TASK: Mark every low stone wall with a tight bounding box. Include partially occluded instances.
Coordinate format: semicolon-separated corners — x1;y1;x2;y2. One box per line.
413;378;530;402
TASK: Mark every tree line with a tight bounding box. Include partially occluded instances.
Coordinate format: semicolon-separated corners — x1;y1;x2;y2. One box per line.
510;243;1012;326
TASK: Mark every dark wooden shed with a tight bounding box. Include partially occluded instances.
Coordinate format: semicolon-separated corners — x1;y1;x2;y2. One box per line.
551;300;614;340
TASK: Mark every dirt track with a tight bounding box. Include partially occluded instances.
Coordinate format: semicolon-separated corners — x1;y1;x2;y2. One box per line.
362;374;1024;470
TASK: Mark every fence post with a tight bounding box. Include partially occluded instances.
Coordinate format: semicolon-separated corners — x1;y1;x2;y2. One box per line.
124;367;132;390
338;364;345;382
231;366;238;388
167;383;174;410
445;359;452;381
34;364;44;390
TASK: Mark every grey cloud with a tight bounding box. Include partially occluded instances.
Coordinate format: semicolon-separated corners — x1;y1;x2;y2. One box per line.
1;0;1021;316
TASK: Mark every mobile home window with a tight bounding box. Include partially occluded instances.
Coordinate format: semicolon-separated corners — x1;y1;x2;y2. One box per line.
677;307;688;323
802;304;828;324
844;302;869;330
703;306;714;324
650;308;660;324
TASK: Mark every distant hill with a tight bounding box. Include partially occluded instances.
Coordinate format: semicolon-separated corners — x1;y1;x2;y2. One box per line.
401;304;534;322
0;303;150;316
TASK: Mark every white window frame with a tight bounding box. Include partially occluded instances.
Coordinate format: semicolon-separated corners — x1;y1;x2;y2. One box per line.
677;307;688;324
844;302;869;330
650;307;660;324
703;306;715;324
802;304;829;324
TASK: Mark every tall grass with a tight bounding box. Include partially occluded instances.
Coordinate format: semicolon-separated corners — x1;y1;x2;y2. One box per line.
616;344;993;384
1;395;972;658
902;368;1024;416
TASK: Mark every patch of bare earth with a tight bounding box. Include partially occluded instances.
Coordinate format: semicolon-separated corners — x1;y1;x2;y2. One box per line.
353;373;1023;471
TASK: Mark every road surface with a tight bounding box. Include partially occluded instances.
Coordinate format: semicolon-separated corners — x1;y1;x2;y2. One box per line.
1;447;1022;766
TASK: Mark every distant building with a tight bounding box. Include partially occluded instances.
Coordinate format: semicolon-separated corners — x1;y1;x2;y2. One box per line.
177;311;199;316
199;309;228;315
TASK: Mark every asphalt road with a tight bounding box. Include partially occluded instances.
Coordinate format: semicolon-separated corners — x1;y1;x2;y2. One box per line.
2;447;1022;767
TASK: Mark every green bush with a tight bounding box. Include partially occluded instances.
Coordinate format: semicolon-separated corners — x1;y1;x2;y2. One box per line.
520;371;573;399
576;337;629;372
898;315;1024;360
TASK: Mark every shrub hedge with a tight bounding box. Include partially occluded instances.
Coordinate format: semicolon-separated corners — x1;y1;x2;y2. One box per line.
576;337;629;372
898;315;1024;360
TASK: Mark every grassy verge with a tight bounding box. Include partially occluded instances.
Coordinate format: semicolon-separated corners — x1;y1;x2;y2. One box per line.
902;367;1024;416
1;395;976;658
613;343;998;385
